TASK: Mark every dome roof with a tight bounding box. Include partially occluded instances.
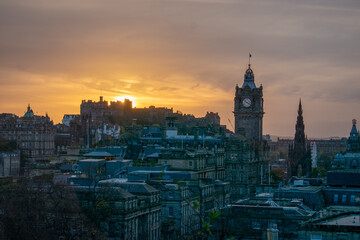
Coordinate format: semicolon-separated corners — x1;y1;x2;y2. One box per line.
23;104;34;118
244;65;254;79
242;64;256;89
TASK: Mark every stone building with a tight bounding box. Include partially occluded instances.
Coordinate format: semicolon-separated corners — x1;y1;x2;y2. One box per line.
231;61;269;199
148;177;230;239
0;151;20;176
225;135;268;199
75;180;161;240
331;119;360;170
214;195;314;240
158;148;212;179
0;105;55;163
152;182;200;239
319;120;360;215
98;180;162;240
234;63;264;148
298;211;360;240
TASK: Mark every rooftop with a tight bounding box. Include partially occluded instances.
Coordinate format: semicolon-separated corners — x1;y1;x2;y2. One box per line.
320;215;360;226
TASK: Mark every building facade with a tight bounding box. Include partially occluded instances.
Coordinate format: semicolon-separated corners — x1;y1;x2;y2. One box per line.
234;64;264;147
0;105;55;163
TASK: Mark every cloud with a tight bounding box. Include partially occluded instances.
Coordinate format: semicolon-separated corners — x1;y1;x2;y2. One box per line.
0;0;360;137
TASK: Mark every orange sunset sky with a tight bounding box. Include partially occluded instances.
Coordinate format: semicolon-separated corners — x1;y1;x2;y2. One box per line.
1;0;360;138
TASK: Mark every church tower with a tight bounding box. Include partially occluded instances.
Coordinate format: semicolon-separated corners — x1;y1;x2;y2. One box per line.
234;61;264;147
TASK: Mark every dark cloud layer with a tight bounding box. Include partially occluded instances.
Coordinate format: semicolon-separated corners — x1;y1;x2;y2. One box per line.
0;0;360;137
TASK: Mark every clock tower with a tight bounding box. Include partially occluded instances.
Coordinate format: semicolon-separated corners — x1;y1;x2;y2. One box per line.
234;63;264;146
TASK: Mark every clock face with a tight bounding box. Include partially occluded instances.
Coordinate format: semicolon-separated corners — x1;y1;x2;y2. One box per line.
242;98;252;107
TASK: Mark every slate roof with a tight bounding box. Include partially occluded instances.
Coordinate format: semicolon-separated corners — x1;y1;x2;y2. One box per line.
73;185;135;199
118;182;159;194
98;179;158;194
84;151;113;157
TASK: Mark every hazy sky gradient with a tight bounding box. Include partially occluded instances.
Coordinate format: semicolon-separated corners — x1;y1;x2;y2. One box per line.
1;0;360;137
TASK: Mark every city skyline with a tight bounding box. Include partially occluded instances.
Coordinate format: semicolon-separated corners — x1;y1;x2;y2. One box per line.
1;0;360;138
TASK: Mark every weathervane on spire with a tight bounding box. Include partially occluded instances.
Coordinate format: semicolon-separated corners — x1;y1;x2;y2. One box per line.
248;53;252;67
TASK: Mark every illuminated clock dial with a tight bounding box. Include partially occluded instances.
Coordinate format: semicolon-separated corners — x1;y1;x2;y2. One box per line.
242;98;252;107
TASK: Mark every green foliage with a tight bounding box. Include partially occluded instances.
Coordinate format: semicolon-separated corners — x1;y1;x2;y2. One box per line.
209;210;221;222
192;199;200;214
270;168;285;183
200;210;222;238
317;151;337;171
176;181;184;189
312;167;326;178
157;171;164;179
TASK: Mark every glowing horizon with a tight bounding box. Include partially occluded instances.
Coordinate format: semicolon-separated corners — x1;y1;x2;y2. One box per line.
1;0;360;138
114;96;137;108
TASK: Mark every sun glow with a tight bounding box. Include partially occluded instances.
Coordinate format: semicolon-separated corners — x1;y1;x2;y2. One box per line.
114;96;136;107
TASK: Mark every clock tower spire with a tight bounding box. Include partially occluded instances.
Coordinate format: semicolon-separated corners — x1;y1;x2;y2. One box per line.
234;59;264;147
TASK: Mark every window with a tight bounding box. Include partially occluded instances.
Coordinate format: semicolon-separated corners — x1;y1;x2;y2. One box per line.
350;195;355;203
268;220;277;229
342;195;347;203
252;220;261;230
168;192;174;199
189;161;193;167
311;233;322;240
168;207;174;217
337;235;348;240
334;194;339;202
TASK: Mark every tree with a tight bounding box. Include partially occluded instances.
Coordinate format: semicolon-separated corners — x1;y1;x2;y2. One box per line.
0;176;104;240
317;151;337;171
311;167;326;178
270;168;285;183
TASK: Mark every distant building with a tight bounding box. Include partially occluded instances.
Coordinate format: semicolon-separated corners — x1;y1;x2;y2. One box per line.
215;195;314;240
298;211;360;240
62;114;79;127
274;186;325;211
225;135;268;199
74;183;161;240
311;142;318;168
328;119;360;185
0;105;55;163
234;63;264;148
54;123;71;154
154;183;199;238
0;151;20;176
98;180;162;240
158;148;223;180
322;119;360;215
